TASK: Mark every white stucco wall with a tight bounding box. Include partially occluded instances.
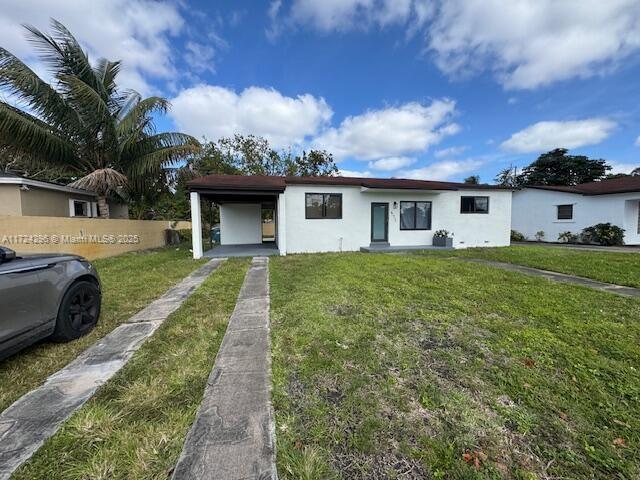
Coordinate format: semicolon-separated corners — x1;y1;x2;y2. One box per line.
282;185;512;253
512;189;640;245
219;203;262;245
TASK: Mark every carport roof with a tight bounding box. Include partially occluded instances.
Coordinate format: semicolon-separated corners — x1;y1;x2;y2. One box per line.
187;174;512;193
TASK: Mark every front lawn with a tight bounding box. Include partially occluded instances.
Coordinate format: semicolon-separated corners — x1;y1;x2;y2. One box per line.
418;245;640;288
14;258;250;480
0;245;207;413
270;253;640;479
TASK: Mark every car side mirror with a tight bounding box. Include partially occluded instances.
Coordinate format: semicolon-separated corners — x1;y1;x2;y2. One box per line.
0;246;16;263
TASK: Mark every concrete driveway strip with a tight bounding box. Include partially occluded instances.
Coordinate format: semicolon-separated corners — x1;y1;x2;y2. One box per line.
172;256;277;480
0;258;226;480
464;258;640;298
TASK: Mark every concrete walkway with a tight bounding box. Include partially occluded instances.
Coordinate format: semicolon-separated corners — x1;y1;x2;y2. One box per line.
465;258;640;298
513;241;640;253
0;258;226;480
172;257;277;480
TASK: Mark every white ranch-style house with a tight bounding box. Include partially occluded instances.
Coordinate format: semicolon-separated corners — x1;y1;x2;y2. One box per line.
187;174;513;258
512;176;640;245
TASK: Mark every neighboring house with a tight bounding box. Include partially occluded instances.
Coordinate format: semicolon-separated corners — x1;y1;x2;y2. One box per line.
512;176;640;245
0;173;128;219
187;174;513;257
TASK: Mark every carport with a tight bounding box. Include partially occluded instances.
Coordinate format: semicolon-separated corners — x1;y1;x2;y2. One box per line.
187;175;286;259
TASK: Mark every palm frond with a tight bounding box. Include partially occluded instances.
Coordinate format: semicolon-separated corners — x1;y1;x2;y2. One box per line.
69;167;127;196
24;20;102;98
123;132;201;177
0;47;80;133
0;101;77;164
94;58;120;95
127;144;202;178
124;132;200;158
116;96;169;138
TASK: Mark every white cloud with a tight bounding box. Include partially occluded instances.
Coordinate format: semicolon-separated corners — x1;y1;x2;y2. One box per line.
368;157;416;171
0;0;187;95
501;119;616;153
400;158;484;181
313;99;458;161
338;168;373;178
276;0;640;90
184;41;217;74
635;135;640;146
434;145;468;158
286;0;420;32
428;0;640;89
610;162;639;174
170;85;333;149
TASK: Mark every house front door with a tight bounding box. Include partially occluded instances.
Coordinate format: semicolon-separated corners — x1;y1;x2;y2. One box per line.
371;203;389;243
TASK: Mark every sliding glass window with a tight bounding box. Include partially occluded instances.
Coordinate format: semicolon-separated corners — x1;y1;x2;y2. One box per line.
400;201;432;230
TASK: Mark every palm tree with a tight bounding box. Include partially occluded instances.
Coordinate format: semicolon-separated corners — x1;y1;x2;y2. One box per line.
0;20;200;218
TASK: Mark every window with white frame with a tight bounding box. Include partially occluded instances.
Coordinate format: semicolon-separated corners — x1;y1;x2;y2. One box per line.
557;204;573;220
69;199;93;217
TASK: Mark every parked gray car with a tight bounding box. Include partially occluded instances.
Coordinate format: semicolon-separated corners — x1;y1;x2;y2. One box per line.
0;246;101;360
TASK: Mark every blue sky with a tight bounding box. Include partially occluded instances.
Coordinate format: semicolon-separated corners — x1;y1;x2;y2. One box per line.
2;0;640;182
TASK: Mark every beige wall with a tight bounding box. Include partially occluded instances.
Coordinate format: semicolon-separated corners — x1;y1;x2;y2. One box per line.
0;184;129;219
0;216;191;259
107;201;129;219
20;186;95;217
0;185;21;216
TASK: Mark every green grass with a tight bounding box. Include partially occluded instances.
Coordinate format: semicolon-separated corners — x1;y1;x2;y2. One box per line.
0;245;206;413
270;253;640;479
416;245;640;288
13;258;250;480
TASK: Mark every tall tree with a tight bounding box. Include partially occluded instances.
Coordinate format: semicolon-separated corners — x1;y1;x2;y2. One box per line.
0;20;199;217
187;135;339;177
517;148;610;186
494;165;520;187
463;175;480;184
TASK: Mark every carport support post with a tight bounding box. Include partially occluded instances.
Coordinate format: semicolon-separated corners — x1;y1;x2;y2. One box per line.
277;192;287;255
190;191;203;259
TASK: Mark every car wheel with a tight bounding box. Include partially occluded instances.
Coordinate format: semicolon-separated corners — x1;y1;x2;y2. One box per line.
51;280;101;342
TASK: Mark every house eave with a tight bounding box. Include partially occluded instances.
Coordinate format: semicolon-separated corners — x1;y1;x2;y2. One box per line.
0;177;97;196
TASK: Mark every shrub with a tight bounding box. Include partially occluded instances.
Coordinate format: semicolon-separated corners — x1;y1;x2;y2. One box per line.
581;223;625;246
534;231;545;242
558;231;579;243
510;230;525;242
176;229;192;243
434;229;451;238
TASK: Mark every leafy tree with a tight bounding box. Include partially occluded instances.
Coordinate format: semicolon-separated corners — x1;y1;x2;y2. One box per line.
286;150;338;176
517;148;610;186
463;175;480;184
494;165;520;187
0;20;199;217
633;167;640;176
186;134;338;178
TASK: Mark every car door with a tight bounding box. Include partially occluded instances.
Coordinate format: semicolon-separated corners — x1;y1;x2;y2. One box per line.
0;258;44;344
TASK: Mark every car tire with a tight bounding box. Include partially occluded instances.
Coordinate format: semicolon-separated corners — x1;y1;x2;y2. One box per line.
51;280;101;342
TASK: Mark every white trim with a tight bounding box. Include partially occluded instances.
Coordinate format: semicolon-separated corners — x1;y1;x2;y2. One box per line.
277;193;287;255
69;198;91;218
0;176;97;196
190;191;203;259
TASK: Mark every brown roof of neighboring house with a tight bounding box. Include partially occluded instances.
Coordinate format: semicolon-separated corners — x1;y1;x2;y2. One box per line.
187;174;512;193
526;175;640;196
